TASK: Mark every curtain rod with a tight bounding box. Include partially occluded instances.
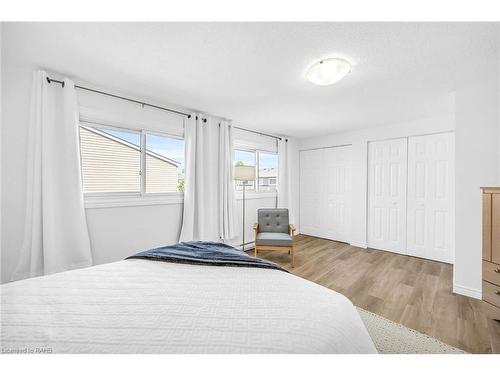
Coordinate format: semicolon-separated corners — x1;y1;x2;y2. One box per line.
46;77;191;118
233;126;283;141
47;77;282;136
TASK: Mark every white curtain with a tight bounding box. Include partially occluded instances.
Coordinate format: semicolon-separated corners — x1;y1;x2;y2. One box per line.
278;138;296;225
218;121;239;240
179;114;219;241
13;70;93;280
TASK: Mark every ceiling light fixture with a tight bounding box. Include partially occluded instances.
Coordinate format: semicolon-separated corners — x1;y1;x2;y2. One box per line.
306;58;352;86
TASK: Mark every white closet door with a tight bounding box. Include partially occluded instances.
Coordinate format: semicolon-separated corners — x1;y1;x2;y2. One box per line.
300;149;325;237
407;133;455;263
368;138;408;254
324;147;352;242
300;146;352;242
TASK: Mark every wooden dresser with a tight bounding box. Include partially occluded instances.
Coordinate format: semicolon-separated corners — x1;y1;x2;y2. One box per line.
482;187;500;320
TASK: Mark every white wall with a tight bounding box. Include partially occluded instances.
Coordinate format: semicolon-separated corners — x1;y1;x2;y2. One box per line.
229;194;278;249
454;74;500;298
453;45;500;297
299;110;456;248
85;194;277;265
288;138;301;232
0;23;3;283
85;203;184;265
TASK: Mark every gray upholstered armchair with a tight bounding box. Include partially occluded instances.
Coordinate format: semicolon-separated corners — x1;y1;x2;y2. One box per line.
253;208;296;267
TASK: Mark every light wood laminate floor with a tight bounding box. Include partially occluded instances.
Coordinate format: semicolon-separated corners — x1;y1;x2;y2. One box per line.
253;234;500;354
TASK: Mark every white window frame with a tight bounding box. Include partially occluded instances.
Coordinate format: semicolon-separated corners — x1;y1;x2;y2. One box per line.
79;120;184;208
143;129;185;197
257;150;279;193
234;147;257;192
234;147;278;196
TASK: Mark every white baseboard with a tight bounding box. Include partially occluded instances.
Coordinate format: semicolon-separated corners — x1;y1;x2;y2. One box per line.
349;241;368;249
453;283;482;300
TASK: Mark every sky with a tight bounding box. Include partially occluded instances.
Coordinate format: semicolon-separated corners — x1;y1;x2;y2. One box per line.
235;149;277;169
259;153;278;169
99;128;185;171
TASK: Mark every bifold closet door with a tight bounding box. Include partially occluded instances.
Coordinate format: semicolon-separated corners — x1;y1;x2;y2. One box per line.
406;133;455;264
324;147;352;243
300;148;325;237
300;146;352;242
367;138;408;254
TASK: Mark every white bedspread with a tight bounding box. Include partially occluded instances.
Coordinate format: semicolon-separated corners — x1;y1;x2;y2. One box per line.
1;259;376;353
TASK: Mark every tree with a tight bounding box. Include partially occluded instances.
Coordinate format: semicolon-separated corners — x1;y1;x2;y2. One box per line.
177;177;185;192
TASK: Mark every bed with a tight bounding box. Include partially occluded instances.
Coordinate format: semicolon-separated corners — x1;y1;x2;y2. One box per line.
1;242;377;354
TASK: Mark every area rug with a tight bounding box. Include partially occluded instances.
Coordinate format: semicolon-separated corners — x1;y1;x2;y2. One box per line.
357;307;466;354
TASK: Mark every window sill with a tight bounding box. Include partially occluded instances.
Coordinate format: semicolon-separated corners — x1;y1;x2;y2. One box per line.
84;194;184;209
84;191;274;208
235;191;277;200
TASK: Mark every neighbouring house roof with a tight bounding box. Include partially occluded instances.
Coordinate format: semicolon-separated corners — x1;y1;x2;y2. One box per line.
259;168;277;178
80;125;180;167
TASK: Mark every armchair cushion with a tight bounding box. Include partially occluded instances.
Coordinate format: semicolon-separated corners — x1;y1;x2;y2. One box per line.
256;232;293;247
257;208;289;234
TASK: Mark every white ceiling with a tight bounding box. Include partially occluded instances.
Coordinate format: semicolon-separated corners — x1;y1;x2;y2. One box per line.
3;22;499;138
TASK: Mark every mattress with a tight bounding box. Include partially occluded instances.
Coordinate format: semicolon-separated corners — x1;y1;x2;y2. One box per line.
1;259;377;353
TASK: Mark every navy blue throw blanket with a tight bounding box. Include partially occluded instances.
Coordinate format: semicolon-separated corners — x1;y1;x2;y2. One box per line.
126;241;287;272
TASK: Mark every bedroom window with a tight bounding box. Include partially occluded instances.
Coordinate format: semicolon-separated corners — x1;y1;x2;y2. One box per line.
258;152;278;191
234;149;256;191
234;149;278;192
80;126;142;194
79;123;185;198
145;132;185;193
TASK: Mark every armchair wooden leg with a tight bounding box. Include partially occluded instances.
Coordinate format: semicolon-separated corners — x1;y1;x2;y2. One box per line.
254;246;257;258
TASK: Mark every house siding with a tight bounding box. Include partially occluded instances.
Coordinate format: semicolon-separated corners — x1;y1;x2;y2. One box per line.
80;127;178;193
146;153;179;193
